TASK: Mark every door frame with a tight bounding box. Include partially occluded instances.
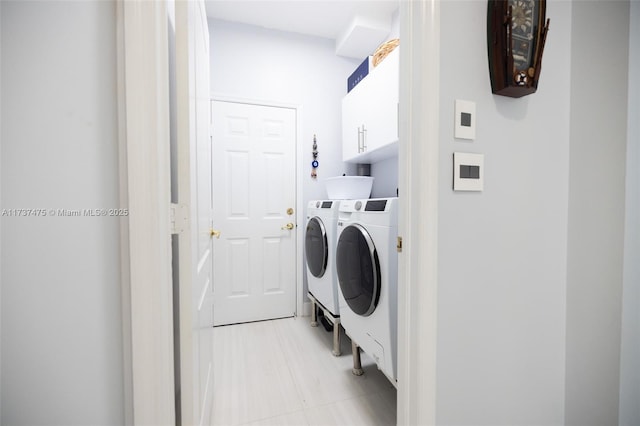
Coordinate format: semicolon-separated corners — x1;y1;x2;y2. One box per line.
116;0;175;424
117;1;441;425
210;94;304;318
396;1;440;424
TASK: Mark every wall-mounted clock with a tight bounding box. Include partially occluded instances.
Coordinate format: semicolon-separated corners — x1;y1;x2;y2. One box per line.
487;0;550;98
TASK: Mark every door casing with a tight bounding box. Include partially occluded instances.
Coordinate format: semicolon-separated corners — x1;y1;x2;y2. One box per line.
117;1;175;424
117;1;442;424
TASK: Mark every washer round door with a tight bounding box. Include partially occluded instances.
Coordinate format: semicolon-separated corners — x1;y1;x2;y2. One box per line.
336;223;381;317
305;217;328;278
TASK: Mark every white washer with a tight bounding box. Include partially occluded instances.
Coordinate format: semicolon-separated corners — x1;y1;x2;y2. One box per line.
305;200;342;314
305;200;343;355
336;197;398;384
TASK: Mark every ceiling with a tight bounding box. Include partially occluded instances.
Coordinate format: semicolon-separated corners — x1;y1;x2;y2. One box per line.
204;0;399;58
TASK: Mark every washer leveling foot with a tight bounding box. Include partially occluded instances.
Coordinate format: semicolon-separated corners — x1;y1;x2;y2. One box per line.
351;341;364;376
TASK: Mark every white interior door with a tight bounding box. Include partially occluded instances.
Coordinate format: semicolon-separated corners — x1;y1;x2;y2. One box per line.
211;100;297;326
174;1;213;425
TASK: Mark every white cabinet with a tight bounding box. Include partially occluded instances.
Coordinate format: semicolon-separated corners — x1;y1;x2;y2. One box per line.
342;48;399;163
342;73;372;161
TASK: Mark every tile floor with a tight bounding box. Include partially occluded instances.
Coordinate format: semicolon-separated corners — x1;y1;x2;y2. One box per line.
211;316;397;426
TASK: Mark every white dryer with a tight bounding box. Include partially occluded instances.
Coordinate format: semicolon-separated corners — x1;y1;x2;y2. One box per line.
305;200;343;355
336;197;398;384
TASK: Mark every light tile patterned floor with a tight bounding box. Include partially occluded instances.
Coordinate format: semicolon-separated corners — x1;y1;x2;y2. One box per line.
211;316;397;426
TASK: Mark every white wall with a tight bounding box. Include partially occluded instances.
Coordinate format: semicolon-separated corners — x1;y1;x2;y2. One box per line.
435;1;571;424
389;7;399;41
1;1;124;424
565;2;630;425
619;1;640;424
209;19;360;198
370;156;398;198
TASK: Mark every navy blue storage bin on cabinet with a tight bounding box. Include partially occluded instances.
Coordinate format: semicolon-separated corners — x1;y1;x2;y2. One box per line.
347;57;373;93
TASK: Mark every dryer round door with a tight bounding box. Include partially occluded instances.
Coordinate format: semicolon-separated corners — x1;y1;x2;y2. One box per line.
305;216;328;278
336;223;381;317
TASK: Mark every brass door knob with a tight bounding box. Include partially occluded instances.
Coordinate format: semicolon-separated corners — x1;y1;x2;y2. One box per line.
281;223;294;230
210;229;221;239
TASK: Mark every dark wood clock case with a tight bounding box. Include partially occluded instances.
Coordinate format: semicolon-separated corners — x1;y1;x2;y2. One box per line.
487;0;550;98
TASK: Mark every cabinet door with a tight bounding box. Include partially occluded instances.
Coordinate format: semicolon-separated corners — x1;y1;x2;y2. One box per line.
364;48;399;153
342;76;372;162
342;91;360;162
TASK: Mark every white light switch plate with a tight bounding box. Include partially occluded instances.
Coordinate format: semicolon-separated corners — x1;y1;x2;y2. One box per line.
453;152;484;191
454;99;476;140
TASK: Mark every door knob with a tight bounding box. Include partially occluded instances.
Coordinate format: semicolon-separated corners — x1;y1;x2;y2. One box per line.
210;228;221;239
281;223;294;230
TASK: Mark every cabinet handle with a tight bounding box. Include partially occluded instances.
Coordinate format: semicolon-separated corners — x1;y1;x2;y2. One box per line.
357;126;363;153
362;125;367;152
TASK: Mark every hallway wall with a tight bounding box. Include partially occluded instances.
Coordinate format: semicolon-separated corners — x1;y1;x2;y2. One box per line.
435;1;572;423
432;2;633;424
0;1;124;424
565;2;630;425
619;0;640;424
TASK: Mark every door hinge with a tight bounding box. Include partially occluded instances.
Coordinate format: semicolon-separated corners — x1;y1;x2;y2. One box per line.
170;203;189;234
397;236;403;253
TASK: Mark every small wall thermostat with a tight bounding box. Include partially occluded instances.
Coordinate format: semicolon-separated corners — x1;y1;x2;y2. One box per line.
453;152;484;191
454;100;476;140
